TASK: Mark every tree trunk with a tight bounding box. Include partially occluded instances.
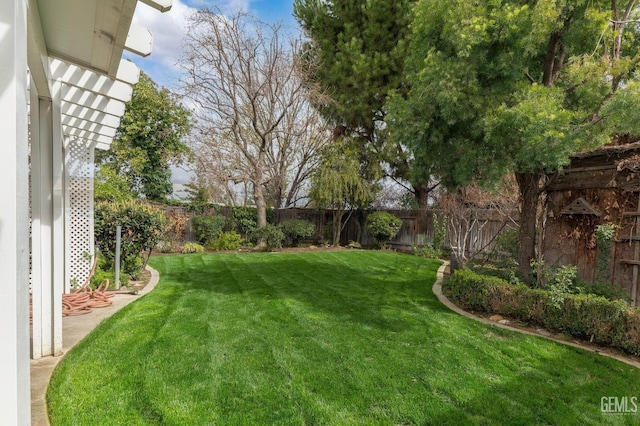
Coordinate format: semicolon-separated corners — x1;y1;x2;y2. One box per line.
515;170;544;280
332;208;343;246
413;183;430;209
253;174;267;228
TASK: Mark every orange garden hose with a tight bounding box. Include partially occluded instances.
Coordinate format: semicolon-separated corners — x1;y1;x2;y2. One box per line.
61;280;115;316
30;255;138;322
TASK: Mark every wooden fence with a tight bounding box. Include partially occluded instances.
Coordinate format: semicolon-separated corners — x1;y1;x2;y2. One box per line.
158;206;517;253
277;208;518;253
160;205;518;255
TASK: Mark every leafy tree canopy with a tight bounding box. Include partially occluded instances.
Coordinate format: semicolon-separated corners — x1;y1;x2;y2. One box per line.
94;167;134;202
310;140;377;245
389;0;640;276
391;0;640;188
96;72;191;202
310;141;376;211
294;0;414;136
294;0;435;204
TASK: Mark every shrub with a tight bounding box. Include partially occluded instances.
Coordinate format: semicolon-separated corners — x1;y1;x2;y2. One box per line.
155;240;175;253
444;269;640;356
366;211;402;246
89;254;127;290
547;265;579;309
595;223;620;282
322;220;334;244
191;215;226;245
412;243;443;259
412;234;444;259
181;242;205;254
90;268;115;290
280;220;315;246
228;206;274;236
347;240;362;249
209;231;243;251
578;280;631;302
250;224;285;251
94;200;165;278
229;206;258;236
432;213;447;251
157;211;190;252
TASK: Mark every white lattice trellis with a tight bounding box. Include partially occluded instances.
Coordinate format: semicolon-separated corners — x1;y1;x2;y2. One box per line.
64;138;95;292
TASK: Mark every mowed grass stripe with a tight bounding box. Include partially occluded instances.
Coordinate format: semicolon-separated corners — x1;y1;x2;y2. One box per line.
47;251;640;425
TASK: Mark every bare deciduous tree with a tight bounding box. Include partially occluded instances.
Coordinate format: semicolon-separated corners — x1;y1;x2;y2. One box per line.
439;178;519;270
180;7;329;226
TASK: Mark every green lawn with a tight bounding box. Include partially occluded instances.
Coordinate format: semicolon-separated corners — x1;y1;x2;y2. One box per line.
47;251;640;425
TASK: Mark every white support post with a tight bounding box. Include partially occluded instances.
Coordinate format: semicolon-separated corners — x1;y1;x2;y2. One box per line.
30;77;42;359
31;93;59;358
52;79;65;351
31;76;42;359
0;0;31;423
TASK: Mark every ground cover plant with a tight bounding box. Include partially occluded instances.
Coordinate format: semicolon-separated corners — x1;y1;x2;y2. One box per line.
48;251;640;425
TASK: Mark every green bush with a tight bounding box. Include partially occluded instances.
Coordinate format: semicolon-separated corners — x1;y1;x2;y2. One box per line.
280;220;315;246
578;280;631;302
227;207;275;236
181;242;205;254
412;235;444;259
444;269;640;356
209;231;243;251
365;211;402;246
250;224;285;251
547;264;579;309
191;215;226;245
228;206;258;236
89;254;127;290
94;200;165;278
90;267;115;290
412;243;443;259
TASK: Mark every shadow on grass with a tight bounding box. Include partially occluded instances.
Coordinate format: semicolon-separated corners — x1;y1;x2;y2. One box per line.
144;252;640;424
150;251;450;333
48;251;640;424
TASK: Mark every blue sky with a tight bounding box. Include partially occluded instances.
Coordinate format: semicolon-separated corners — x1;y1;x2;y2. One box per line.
126;0;298;89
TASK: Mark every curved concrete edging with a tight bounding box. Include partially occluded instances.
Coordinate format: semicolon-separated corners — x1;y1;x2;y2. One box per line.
432;261;640;370
139;264;160;295
31;264;161;426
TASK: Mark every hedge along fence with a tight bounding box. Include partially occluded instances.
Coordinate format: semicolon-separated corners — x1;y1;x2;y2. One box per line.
159;206;516;253
152;203;518;257
444;269;640;356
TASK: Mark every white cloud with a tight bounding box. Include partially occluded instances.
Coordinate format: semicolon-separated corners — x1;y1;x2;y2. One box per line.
221;0;252;13
129;0;259;88
134;1;196;67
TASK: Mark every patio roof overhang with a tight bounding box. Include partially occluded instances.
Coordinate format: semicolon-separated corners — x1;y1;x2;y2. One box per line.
28;0;171;149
